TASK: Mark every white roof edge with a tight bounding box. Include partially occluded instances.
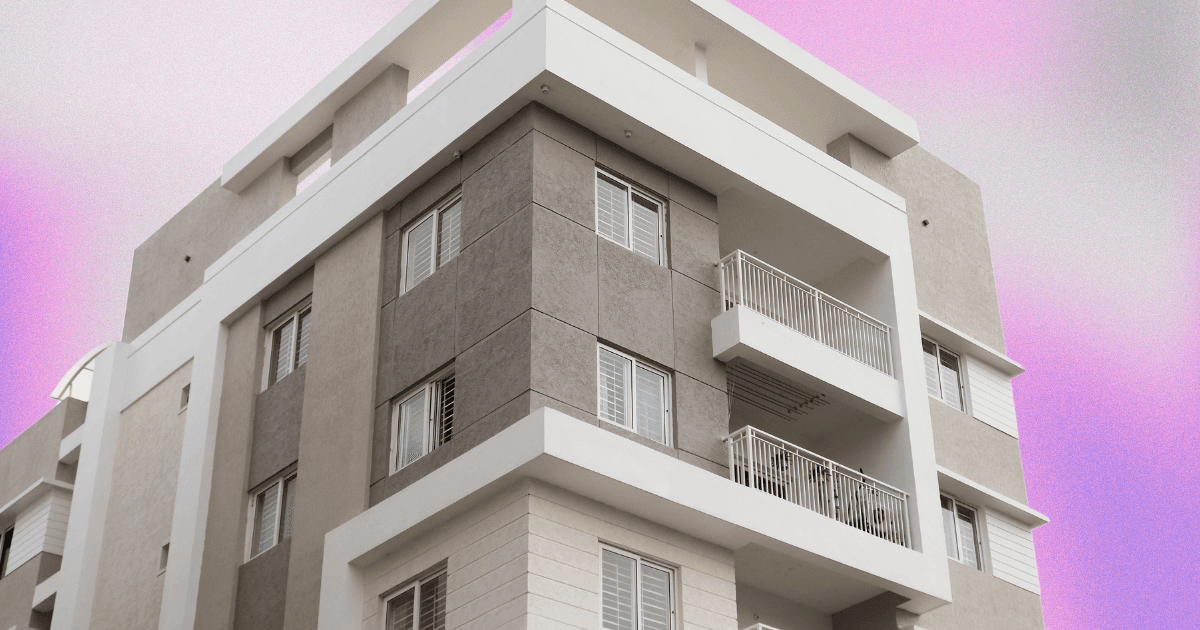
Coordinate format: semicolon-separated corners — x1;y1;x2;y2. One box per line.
51;341;114;400
0;478;75;521
918;310;1024;377
690;0;919;155
220;0;445;193
936;467;1048;529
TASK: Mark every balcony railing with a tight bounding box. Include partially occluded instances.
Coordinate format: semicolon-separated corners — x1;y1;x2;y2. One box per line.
725;426;911;548
718;250;894;376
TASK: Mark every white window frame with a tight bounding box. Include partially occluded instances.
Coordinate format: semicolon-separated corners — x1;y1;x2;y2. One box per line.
598;545;676;630
390;370;455;474
382;567;448;630
923;337;966;412
400;193;463;294
594;168;666;266
263;300;313;389
596;345;672;447
245;468;298;561
941;494;985;571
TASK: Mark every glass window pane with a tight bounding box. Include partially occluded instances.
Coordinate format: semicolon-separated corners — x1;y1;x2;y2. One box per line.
596;176;629;247
922;339;940;398
437;201;461;267
296;310;312;368
941;496;959;560
957;505;980;569
281;476;297;540
273;319;295;383
252;482;280;556
418;573;447;630
939;349;963;410
601;550;637;630
635;366;666;444
405;215;436;291
639;562;672;630
386;588;415;630
398;391;428;469
598;349;631;428
630;194;660;262
434;377;454;448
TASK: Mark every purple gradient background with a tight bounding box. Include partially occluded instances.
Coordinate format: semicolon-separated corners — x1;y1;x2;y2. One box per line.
2;1;1197;627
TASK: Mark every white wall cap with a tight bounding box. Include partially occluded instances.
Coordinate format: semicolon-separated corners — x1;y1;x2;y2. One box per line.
918;311;1024;377
59;424;85;464
51;341;114;401
937;466;1047;528
0;479;74;524
32;569;60;612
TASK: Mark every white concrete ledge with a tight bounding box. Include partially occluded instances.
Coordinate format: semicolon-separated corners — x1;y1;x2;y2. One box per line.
0;479;73;523
937;467;1047;528
59;424;84;463
318;409;951;629
712;305;905;421
32;570;59;612
918;311;1023;377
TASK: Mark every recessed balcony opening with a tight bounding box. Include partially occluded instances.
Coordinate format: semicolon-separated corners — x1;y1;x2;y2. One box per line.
724;359;912;549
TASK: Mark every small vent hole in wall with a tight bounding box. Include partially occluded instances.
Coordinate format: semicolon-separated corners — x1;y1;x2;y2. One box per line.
159;542;170;573
181;384;190;411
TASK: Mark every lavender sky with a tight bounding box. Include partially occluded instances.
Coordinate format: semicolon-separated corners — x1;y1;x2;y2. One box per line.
2;0;1197;628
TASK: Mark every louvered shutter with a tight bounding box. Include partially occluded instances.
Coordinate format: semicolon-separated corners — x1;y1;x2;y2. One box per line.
406;215;436;290
635;366;666;443
922;339;940;398
252;482;280;556
601;550;637;630
956;504;980;569
296;310;312;368
639;562;672;630
940;496;959;560
282;476;297;540
438;201;461;267
273;319;295;383
387;588;415;630
598;349;631;428
939;350;963;411
630;194;660;262
398;391;428;469
418;573;447;630
597;176;630;247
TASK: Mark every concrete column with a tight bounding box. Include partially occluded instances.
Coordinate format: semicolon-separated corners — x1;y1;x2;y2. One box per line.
332;65;409;164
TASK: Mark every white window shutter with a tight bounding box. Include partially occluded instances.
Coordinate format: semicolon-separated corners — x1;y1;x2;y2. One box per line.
274;319;295;382
398;390;429;469
634;366;666;443
922;339;941;398
598;349;631;428
438;201;462;267
406;215;436;290
596;176;629;247
938;350;963;411
630;194;660;262
296;310;311;368
965;357;1019;437
639;562;672;630
387;588;415;630
601;549;637;630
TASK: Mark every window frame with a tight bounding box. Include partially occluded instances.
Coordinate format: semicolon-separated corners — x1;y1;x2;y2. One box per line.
264;300;313;388
245;467;298;561
382;567;448;630
594;168;666;266
390;370;455;474
596;345;672;447
400;193;463;294
598;544;677;630
923;337;966;412
940;494;985;571
0;525;13;579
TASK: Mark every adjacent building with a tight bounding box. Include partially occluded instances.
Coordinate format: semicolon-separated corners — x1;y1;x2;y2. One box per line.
0;1;1048;629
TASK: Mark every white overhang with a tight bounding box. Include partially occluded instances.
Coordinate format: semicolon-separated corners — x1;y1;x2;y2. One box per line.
918;311;1024;377
221;0;917;193
318;409;951;630
937;467;1048;528
0;478;74;524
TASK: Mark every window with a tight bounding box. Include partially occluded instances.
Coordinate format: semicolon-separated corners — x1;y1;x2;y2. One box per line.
403;196;462;292
0;526;12;578
249;470;297;559
941;495;983;570
923;338;964;411
597;346;671;446
600;547;674;630
269;305;312;385
595;170;664;265
392;373;455;472
385;569;447;630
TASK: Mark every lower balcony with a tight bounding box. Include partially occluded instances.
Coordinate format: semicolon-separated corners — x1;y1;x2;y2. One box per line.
725;426;911;548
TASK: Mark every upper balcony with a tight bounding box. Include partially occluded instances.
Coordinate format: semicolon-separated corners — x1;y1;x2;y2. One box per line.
713;250;904;421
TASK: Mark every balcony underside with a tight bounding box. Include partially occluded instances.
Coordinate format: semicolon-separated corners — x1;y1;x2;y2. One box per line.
713;305;904;422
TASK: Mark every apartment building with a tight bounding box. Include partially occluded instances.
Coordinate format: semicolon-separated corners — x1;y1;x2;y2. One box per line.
0;1;1048;629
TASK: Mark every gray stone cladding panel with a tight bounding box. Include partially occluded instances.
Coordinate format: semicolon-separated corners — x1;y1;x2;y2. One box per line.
531;205;598;335
597;138;668;197
262;268;314;326
370;403;391;486
668;174;717;223
380;259;458;406
668;202;721;291
461;132;533;248
671;272;727;391
233;537;292;630
387;161;463;236
462;103;596;178
455;310;533;434
382;231;399;306
597;237;675;369
530;309;598;415
674;373;731;468
532;132;596;230
929;400;1029;503
248;364;305;490
456;205;534;352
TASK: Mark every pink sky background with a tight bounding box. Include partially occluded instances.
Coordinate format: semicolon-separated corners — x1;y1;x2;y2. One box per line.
2;1;1198;628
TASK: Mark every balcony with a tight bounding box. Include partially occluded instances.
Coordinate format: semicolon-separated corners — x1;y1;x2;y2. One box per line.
726;425;911;548
712;250;904;421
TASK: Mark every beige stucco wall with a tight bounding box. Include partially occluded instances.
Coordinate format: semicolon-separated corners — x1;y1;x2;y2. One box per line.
361;480;738;630
919;560;1045;630
0;398;85;508
827;134;1006;353
89;362;191;629
929;400;1029;503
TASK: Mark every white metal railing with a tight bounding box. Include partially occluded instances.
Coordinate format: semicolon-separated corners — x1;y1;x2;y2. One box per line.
718;250;894;376
725;426;911;548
